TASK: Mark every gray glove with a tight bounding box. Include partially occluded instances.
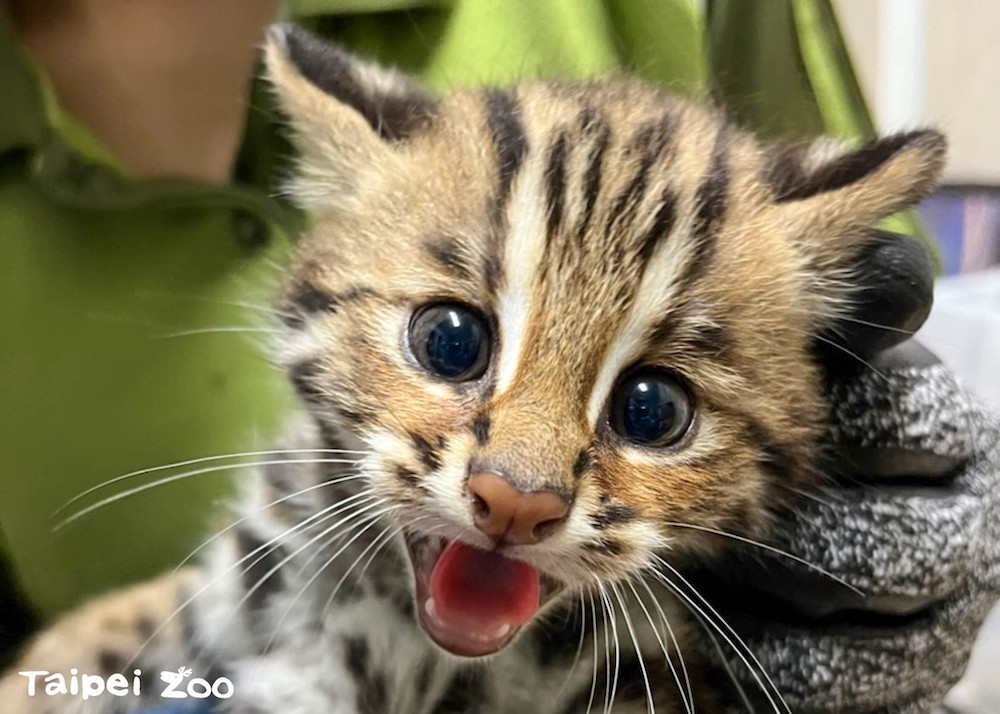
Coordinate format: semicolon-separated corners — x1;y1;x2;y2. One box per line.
684;234;1000;713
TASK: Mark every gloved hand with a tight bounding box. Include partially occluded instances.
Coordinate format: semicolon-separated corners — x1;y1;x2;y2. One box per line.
685;232;1000;714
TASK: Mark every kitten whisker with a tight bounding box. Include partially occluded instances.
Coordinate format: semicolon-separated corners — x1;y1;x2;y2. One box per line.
649;556;790;714
596;580;622;714
154;326;286;339
55;447;365;519
813;334;887;381
124;489;377;670
699;612;755;712
627;578;692;714
132;290;296;322
174;472;367;573
555;591;590;700
197;504;392;665
55;457;363;532
636;578;693;714
830;313;916;336
661;521;862;595
259;505;412;657
585;589;600;714
611;581;655;713
775;481;844;508
206;500;395;661
320;517;406;617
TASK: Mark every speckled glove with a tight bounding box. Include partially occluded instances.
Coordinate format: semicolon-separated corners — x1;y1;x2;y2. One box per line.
687;233;1000;714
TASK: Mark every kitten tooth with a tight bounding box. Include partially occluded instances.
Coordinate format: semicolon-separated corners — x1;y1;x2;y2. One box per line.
493;623;511;639
425;597;438;619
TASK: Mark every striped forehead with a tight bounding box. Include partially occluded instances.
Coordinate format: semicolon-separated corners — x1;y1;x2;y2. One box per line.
475;85;733;423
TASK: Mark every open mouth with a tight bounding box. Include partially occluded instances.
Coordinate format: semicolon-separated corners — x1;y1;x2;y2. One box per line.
404;533;563;657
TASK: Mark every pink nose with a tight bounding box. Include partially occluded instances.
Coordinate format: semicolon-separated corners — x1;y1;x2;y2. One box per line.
467;473;570;545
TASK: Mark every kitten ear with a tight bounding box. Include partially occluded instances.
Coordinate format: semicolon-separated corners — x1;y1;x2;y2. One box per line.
264;24;436;207
768;130;946;238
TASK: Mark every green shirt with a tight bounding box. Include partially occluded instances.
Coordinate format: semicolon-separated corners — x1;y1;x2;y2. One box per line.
0;0;897;620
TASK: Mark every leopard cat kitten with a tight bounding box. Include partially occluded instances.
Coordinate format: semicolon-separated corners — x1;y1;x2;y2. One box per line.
0;24;945;714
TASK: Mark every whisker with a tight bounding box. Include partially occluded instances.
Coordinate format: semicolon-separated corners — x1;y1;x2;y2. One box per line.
596;581;621;714
650;557;789;714
320;517;405;617
174;473;367;573
585;589;600;714
154;326;285;339
661;522;862;595
636;578;693;714
124;489;376;669
132;290;296;321
610;581;654;713
832;314;915;336
196;500;395;663
555;591;590;700
260;510;406;656
55;448;365;519
597;585;613;714
699;613;755;712
628;578;692;714
814;334;887;381
775;482;843;508
55;457;363;532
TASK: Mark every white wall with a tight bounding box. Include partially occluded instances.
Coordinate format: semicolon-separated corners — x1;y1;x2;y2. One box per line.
835;0;1000;185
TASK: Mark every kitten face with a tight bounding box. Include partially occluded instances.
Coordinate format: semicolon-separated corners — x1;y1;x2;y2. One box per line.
266;26;945;657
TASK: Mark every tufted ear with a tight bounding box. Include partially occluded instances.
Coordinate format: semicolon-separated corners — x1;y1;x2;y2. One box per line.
765;130;945;328
767;130;946;251
264;24;437;208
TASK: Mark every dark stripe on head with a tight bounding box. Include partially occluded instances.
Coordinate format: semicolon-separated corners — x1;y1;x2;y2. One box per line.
604;113;677;238
545;132;570;237
635;187;678;268
424;238;474;281
485;90;528;214
578;109;612;240
590;504;636;529
679;123;730;289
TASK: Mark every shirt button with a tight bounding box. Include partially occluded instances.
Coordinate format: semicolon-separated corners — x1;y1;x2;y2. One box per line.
232;209;270;253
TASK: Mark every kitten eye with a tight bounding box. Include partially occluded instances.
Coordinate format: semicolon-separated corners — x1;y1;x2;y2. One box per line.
610;370;693;446
409;303;490;381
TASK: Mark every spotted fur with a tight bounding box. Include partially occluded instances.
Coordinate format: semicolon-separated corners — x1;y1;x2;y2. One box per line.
1;23;945;714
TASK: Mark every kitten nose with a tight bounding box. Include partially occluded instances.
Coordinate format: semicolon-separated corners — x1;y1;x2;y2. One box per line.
467;472;570;545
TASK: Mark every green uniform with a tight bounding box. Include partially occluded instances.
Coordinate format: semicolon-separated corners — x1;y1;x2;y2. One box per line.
0;0;903;624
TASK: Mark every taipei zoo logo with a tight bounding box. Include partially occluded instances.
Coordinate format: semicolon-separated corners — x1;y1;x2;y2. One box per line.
19;666;234;702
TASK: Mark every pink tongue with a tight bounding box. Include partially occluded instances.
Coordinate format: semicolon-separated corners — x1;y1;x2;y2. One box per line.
429;542;540;635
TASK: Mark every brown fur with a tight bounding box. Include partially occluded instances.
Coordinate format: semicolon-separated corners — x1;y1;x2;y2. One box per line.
0;25;946;713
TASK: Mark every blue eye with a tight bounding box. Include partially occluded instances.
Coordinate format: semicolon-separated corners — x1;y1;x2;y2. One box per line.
611;370;693;446
409;303;490;381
